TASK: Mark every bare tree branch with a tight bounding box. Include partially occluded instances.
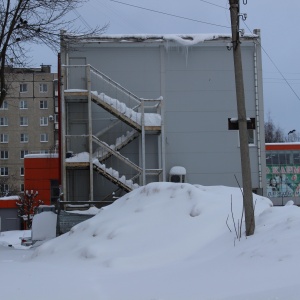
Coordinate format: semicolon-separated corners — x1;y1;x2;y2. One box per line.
264;112;285;143
0;0;107;106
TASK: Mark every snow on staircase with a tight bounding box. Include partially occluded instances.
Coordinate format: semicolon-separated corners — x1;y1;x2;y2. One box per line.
93;159;139;192
66;152;139;192
91;91;162;131
94;130;139;162
92;135;141;172
64;65;163;195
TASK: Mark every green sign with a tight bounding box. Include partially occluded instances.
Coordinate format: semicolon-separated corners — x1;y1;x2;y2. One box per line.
266;165;300;198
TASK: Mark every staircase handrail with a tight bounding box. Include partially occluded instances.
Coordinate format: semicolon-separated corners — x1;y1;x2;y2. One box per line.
90;65;142;106
92;135;142;173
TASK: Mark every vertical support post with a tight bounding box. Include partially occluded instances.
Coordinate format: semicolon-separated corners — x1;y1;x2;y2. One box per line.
229;0;255;236
253;29;266;196
60;65;67;202
87;65;94;201
141;100;146;185
160;45;166;182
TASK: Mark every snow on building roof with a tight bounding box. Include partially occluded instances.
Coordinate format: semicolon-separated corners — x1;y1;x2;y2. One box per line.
25;153;59;159
0;196;19;201
63;33;258;47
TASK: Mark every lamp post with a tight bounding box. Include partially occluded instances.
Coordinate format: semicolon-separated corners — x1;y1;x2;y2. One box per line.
288;129;296;142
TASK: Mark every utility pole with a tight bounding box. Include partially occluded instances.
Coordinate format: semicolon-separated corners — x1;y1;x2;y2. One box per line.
229;0;255;236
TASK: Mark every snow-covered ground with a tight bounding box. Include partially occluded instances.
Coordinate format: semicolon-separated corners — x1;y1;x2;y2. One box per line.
1;182;300;300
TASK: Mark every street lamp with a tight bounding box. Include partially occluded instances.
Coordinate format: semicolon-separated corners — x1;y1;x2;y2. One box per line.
288;129;296;142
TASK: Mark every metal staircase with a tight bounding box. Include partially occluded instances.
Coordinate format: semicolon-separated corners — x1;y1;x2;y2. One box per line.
95;130;140;163
62;64;165;201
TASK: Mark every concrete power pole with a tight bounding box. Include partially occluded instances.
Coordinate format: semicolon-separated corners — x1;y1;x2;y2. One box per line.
229;0;255;236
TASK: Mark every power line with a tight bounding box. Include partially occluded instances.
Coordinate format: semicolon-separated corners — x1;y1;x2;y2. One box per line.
198;0;227;9
73;8;93;31
110;0;231;29
242;21;300;101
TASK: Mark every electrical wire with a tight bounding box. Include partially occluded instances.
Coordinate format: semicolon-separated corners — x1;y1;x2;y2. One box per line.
198;0;227;9
201;0;300;102
242;21;300;101
110;0;231;29
89;0;145;32
73;8;93;31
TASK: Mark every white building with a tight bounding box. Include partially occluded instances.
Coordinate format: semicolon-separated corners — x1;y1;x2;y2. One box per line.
59;31;266;203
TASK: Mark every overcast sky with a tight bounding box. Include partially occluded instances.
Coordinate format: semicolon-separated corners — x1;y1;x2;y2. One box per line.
31;0;300;134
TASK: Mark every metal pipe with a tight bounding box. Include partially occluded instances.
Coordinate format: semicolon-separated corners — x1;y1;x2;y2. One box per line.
254;40;262;190
87;65;94;201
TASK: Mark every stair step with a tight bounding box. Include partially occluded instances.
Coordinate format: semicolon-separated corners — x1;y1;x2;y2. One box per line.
95;130;139;162
91;92;161;132
93;161;139;192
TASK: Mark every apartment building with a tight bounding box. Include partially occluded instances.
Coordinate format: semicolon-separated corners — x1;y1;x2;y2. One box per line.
0;65;58;197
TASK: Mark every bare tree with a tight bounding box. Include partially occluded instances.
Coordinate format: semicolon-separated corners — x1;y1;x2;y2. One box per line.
16;190;43;229
0;172;20;196
0;0;107;107
264;113;285;143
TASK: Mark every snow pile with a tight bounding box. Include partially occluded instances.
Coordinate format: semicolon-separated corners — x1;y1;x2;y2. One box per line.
93;91;162;126
32;183;271;268
0;230;31;249
4;183;300;299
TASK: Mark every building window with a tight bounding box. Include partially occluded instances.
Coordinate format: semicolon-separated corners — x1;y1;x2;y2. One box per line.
0;150;8;159
0;100;8;110
40;149;49;154
0;184;9;196
40;133;48;142
39;83;48;93
0;167;8;176
54;114;59;123
0;116;8;126
248;129;255;145
20;116;29;126
40;100;48;109
19;100;28;109
20;167;24;176
20;83;28;93
21;133;29;143
20;150;29;159
0;133;8;143
20;183;24;192
40;116;48;126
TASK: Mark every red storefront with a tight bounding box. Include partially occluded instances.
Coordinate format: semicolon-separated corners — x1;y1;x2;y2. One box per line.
24;154;60;205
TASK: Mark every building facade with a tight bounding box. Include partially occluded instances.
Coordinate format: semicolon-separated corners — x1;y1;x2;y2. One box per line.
0;65;58;197
0;196;21;231
59;31;266;203
24;154;60;206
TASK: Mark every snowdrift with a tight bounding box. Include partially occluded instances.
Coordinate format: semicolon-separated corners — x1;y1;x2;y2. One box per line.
32;183;272;269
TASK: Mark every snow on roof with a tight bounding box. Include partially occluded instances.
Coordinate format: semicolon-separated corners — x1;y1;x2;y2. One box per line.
64;33;258;47
169;166;187;175
25;153;59;158
266;142;300;146
0;196;19;201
